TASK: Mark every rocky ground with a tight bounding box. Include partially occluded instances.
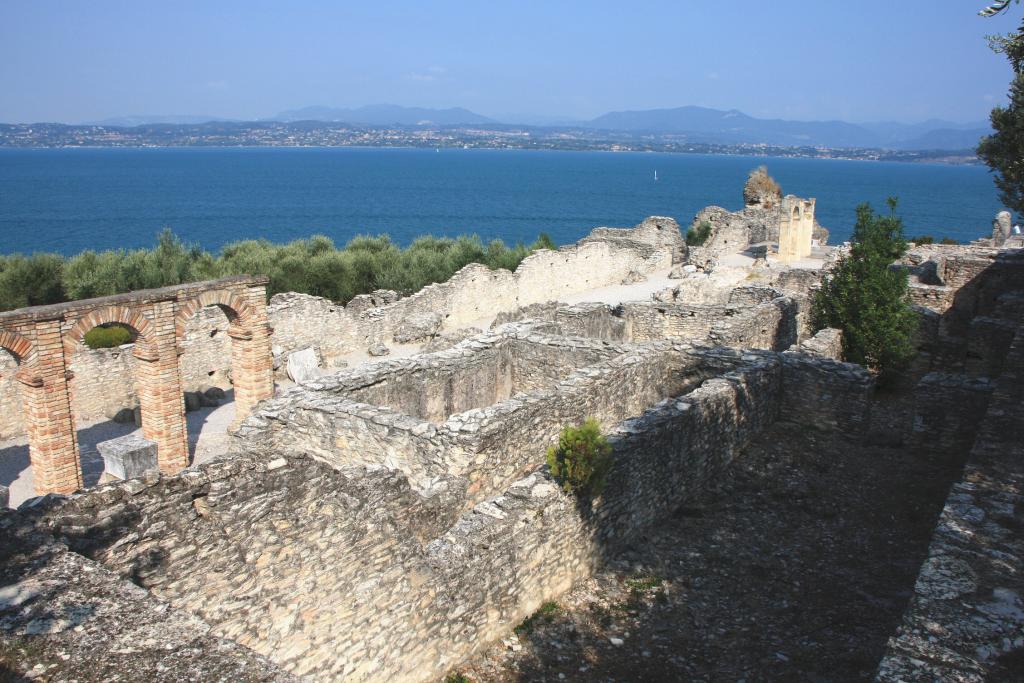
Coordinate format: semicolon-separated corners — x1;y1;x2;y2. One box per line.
457;393;963;682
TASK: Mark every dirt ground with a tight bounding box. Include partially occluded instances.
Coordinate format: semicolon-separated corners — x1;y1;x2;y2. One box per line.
458;394;962;682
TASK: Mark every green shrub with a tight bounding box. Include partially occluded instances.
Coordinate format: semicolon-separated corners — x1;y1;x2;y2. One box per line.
811;199;918;383
939;236;959;245
908;234;935;245
546;418;613;497
0;253;66;310
531;232;557;251
685;221;713;247
0;228;557;313
84;324;134;349
445;675;472;683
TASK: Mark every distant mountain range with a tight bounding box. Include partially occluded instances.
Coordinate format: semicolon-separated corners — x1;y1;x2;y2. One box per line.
67;104;990;151
274;104;495;126
579;106;991;151
84;114;238;127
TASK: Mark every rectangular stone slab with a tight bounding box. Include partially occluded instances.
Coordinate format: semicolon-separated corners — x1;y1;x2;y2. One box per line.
96;434;159;481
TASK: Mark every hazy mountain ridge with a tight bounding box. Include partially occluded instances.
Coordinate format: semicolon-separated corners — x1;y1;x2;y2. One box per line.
10;104;990;153
274;104;495;125
579;106;990;150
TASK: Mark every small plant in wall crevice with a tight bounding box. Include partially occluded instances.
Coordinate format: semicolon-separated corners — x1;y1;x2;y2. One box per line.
546;418;613;497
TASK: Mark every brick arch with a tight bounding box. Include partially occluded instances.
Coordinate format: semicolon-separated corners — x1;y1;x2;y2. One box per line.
65;305;156;358
174;289;253;338
0;329;35;366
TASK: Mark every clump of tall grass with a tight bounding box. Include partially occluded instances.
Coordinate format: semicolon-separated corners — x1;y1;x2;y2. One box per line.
743;165;782;208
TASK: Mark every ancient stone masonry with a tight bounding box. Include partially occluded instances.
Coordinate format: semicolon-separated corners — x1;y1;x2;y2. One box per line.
877;274;1024;682
0;276;273;495
776;195;816;263
5;191;1024;681
266;216;684;366
687;196;827;264
1;278;879;682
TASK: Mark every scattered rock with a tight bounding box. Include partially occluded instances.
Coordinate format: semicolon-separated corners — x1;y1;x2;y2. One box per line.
96;434;159;481
183;392;203;412
203;386;226;401
368;342;390;357
393;312;443;344
286;347;322;384
109;407;136;424
621;269;647;285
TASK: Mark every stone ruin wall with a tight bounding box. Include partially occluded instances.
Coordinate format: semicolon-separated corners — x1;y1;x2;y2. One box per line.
0;218;683;441
268;216;683;365
877;253;1024;682
0;307;232;440
16;339;873;682
688;202;829;263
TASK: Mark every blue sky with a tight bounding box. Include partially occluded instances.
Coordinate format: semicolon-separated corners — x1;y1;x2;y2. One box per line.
0;0;1015;124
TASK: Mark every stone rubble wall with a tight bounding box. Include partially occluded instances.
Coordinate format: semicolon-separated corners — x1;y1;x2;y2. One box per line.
0;512;297;682
778;353;874;433
690;203;828;260
265;217;682;365
0;220;680;441
620;295;797;352
876;319;1024;682
789;327;844;359
11;339;875;682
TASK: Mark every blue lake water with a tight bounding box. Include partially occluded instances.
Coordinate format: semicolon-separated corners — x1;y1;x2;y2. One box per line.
0;147;1004;255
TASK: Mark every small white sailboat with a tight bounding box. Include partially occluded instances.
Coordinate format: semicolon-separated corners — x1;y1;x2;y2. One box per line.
654;170;658;181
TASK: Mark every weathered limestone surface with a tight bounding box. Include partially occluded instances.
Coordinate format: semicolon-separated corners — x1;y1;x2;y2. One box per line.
689;199;828;262
4;339;874;682
264;217;683;365
0;511;297;682
876;317;1024;682
789;327;843;359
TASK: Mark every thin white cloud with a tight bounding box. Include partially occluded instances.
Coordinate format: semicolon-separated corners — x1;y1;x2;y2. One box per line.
405;66;447;83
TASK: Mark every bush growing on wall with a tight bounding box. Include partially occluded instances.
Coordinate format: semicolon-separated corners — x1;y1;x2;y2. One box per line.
743;165;782;207
83;324;134;349
546;418;613;497
685;221;713;247
812;199;918;382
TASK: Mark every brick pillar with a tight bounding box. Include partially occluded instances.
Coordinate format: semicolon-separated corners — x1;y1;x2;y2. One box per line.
23;319;82;495
230;285;274;429
135;301;189;474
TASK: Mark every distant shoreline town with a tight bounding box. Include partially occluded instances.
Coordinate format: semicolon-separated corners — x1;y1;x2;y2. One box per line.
0;120;980;165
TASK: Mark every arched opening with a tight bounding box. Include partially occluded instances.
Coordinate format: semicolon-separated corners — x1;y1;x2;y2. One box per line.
67;315;152;487
83;322;137;350
0;346;30;505
174;290;256;464
178;303;236;464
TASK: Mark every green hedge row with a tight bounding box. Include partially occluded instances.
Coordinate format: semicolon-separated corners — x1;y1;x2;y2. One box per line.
0;229;558;313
